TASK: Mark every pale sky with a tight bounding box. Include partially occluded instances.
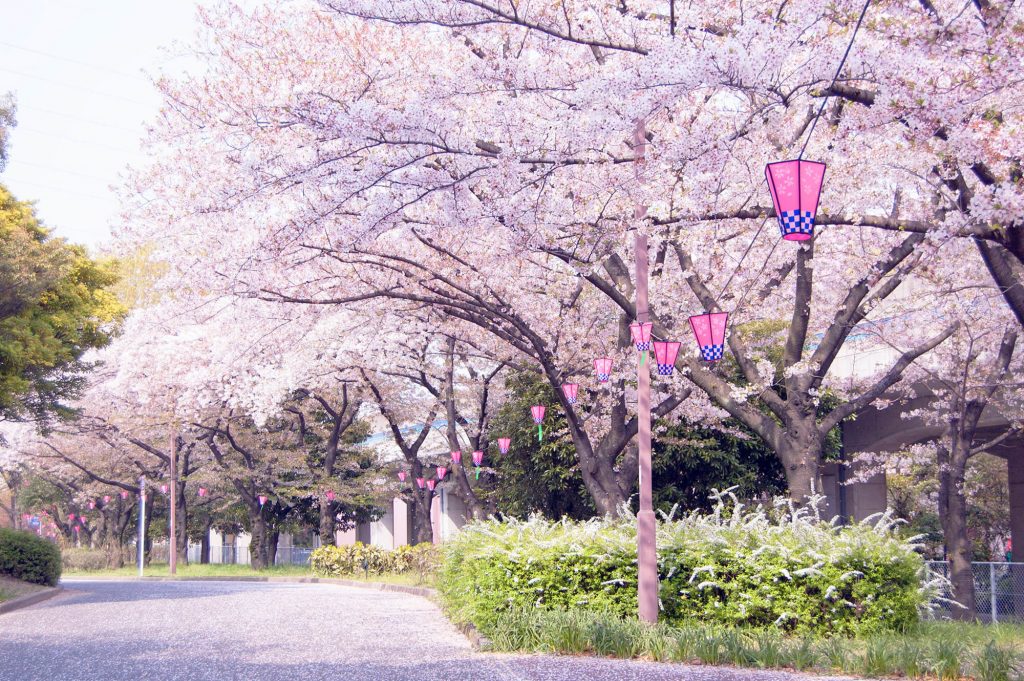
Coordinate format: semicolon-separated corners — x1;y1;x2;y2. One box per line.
0;0;206;250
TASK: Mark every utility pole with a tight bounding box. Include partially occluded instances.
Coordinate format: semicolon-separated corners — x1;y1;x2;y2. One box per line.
633;119;658;623
169;434;177;575
138;475;146;577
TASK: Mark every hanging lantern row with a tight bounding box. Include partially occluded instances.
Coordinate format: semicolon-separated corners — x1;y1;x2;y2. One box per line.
593;357;613;383
562;383;579;405
451;450;462;464
436;466;447;481
689;312;729;362
426;479;436;491
497;437;511;454
416;477;426;489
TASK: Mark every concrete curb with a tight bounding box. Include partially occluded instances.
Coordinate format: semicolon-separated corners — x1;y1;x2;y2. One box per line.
65;574;437;599
0;586;63;615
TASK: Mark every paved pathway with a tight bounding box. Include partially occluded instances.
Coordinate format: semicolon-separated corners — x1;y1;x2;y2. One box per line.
1;580;839;681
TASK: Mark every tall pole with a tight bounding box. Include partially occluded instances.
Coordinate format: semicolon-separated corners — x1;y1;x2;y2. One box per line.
634;119;659;623
169;434;178;575
138;475;146;577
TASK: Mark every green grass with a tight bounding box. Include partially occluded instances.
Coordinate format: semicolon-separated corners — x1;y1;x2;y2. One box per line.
479;608;1024;679
63;561;437;587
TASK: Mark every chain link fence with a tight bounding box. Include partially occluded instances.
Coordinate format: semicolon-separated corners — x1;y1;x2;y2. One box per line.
925;561;1024;622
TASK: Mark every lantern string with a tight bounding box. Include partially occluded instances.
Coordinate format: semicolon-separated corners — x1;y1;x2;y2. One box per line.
798;0;873;160
717;217;772;302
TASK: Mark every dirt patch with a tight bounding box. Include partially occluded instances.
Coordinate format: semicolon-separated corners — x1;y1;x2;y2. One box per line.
0;576;47;603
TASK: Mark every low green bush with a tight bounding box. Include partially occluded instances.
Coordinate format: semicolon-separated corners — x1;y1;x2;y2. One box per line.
0;528;62;586
440;492;937;635
62;548;109;572
311;542;438;578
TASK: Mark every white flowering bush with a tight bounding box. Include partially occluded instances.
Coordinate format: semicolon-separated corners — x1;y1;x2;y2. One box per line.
440;492;939;635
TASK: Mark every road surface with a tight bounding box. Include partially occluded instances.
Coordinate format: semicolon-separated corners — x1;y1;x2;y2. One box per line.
0;579;841;681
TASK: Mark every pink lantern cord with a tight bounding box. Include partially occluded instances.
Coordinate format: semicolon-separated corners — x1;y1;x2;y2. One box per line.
450;450;462;464
689;312;729;362
497;437;511;454
472;450;484;467
436;466;447;481
593;357;613;383
652;341;682;376
765;160;827;241
426;479;436;491
561;383;579;405
416;477;426;489
530;405;546;441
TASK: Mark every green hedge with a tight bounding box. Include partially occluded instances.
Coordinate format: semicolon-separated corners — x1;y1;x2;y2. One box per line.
311;542;439;577
440;494;937;636
0;528;62;586
62;548;109;572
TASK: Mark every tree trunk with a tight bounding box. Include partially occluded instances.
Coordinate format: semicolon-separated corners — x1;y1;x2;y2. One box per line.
176;491;189;566
268;529;280;566
411;491;434;545
319;498;336;546
200;521;211;564
938;441;977;620
249;508;269;570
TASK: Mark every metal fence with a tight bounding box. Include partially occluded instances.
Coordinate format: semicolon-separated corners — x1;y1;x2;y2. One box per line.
177;543;312;566
925;561;1024;622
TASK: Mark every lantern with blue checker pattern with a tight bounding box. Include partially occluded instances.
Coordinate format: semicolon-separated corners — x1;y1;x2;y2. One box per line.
765;160;826;241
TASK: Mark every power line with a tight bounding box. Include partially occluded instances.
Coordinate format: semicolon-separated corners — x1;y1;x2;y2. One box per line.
16;127;136;154
0;40;147;81
0;67;151;106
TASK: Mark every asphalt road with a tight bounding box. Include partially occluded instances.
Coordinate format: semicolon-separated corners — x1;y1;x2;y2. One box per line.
1;579;840;681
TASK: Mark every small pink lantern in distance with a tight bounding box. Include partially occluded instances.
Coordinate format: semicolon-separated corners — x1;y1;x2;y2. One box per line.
472;450;484;480
629;322;653;365
593;357;613;383
88;501;95;510
416;477;426;489
530;405;546;441
103;495;111;504
397;470;407;483
561;383;579;405
497;437;511;455
325;489;335;501
68;513;76;521
258;495;267;507
450;450;462;465
652;341;681;376
198;487;208;498
426;479;436;492
765;159;827;241
689;312;729;362
120;490;129;500
80;516;87;525
160;484;168;495
436;466;447;481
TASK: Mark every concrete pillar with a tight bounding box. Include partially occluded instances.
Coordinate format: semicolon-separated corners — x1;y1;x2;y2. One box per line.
392;498;410;548
431;493;441;544
1008;453;1024;620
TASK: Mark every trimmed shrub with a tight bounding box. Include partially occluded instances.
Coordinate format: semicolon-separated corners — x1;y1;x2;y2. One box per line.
62;548;108;572
0;528;62;586
311;542;439;578
440;493;937;636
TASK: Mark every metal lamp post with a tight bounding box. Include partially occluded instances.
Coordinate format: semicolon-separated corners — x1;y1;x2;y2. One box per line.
633;119;659;623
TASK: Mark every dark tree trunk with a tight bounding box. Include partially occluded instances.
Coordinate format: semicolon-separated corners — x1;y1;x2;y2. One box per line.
411;490;434;545
249;507;269;570
176;489;189;566
938;440;977;620
200;521;211;564
268;529;280;566
319;498;336;546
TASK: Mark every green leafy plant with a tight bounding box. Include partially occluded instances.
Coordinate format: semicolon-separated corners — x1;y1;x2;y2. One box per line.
310;542;438;581
0;528;61;586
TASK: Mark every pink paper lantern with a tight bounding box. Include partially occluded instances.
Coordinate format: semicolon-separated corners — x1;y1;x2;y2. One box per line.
765;159;827;241
397;471;407;483
160;484;168;495
88;501;95;510
531;405;546;441
325;489;335;501
450;450;462;464
426;479;436;491
436;466;447;481
103;496;111;504
73;525;80;534
67;513;76;521
652;341;681;376
258;495;267;507
472;450;484;467
80;516;87;525
689;312;729;362
198;487;208;497
593;357;613;383
629;322;652;351
416;477;426;489
497;437;511;454
120;490;129;500
22;513;30;521
561;383;579;405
